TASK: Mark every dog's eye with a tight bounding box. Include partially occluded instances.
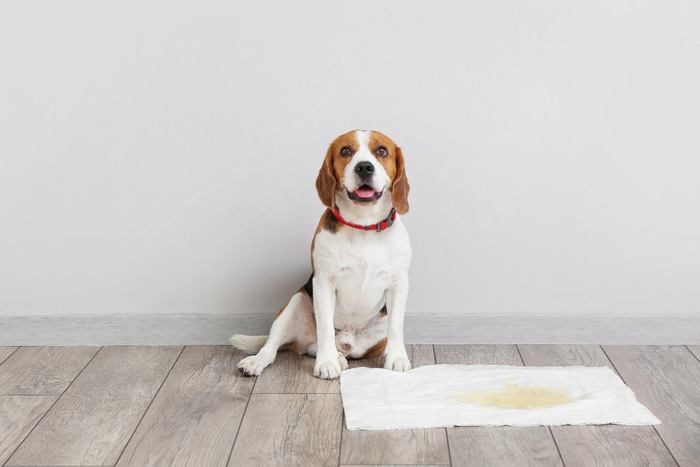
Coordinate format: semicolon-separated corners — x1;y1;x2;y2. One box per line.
340;146;352;157
376;146;388;157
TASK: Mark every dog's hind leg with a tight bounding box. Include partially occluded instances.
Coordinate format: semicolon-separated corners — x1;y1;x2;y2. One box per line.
235;291;314;376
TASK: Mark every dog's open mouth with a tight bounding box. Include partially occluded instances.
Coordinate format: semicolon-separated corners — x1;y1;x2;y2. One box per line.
347;185;383;202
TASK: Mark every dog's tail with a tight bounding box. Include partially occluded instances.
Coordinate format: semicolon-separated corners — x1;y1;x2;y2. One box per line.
230;334;268;354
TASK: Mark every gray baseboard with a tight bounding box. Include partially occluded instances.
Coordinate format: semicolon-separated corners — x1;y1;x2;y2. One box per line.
1;312;698;346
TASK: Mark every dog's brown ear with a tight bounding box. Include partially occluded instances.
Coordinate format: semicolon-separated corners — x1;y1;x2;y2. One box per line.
316;143;336;208
391;146;410;214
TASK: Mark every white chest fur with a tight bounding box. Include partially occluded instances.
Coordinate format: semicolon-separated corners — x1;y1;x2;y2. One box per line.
312;217;412;330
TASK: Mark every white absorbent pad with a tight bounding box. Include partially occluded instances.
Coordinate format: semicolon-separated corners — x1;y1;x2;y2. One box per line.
340;364;659;431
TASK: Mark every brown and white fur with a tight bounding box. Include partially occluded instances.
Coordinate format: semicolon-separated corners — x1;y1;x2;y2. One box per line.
231;129;411;379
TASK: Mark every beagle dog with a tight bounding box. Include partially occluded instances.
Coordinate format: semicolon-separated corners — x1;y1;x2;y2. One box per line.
231;129;411;379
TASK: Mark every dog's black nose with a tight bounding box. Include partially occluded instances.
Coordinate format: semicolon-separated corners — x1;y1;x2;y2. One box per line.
354;161;375;177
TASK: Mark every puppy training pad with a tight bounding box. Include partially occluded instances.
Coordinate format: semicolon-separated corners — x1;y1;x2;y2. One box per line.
340;364;659;430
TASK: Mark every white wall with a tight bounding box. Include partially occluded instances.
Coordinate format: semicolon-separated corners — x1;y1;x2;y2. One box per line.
1;1;699;321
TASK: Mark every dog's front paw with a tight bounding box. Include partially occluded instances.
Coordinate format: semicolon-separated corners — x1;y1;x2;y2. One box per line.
384;350;411;372
237;355;266;376
314;357;342;379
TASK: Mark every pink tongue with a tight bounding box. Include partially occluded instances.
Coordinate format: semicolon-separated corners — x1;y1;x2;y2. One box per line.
355;187;375;198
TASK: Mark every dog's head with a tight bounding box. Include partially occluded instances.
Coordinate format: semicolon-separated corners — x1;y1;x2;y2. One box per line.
316;130;409;214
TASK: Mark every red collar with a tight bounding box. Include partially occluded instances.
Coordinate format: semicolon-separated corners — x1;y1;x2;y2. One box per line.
332;207;397;232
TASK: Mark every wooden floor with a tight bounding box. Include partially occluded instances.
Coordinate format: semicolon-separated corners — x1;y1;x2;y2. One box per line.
1;345;699;466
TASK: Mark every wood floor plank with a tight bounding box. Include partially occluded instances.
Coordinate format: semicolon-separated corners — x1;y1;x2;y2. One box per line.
688;345;700;361
603;345;700;467
434;344;522;365
253;351;340;394
0;346;99;395
548;425;676;467
116;346;255;467
449;427;563;467
0;346;18;365
518;344;612;368
6;346;182;466
229;393;343;466
518;345;676;467
341;345;450;466
434;344;563;467
0;395;56;464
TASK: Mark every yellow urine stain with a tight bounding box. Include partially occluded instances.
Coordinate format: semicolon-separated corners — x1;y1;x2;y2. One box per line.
454;384;571;409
